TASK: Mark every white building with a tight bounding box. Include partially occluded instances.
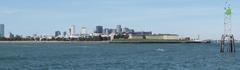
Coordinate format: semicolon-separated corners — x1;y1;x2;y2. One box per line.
128;34;179;40
69;25;76;37
145;34;179;40
116;25;122;34
71;25;76;35
80;27;87;35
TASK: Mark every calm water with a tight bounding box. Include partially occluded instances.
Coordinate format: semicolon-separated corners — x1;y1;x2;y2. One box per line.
0;42;239;70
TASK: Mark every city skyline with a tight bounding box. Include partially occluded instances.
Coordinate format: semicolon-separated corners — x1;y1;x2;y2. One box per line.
1;24;139;37
1;0;240;40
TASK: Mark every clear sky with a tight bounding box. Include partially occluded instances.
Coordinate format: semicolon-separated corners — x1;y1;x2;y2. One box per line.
0;0;240;40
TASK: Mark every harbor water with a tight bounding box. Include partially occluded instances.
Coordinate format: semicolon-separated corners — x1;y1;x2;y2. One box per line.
0;42;239;70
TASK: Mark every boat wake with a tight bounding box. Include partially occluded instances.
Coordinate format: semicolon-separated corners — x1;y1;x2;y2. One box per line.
75;46;89;48
155;48;165;52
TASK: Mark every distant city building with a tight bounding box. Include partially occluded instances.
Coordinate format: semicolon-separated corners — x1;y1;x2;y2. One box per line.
94;26;103;34
71;25;76;35
15;35;22;38
33;34;38;38
104;28;116;35
123;27;134;34
0;24;4;37
109;29;116;34
130;29;135;33
80;27;87;34
68;29;71;36
9;32;14;38
42;35;53;39
55;31;61;37
103;28;110;35
69;25;76;37
63;31;67;37
116;25;122;34
122;27;128;33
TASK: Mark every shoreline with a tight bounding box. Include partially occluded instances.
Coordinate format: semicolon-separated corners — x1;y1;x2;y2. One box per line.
0;40;211;44
0;41;110;44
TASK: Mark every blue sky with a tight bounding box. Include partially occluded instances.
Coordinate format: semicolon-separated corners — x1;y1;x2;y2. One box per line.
0;0;240;39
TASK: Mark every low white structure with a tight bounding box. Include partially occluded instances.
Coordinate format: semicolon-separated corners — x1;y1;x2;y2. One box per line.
128;34;179;40
146;34;179;40
128;34;144;39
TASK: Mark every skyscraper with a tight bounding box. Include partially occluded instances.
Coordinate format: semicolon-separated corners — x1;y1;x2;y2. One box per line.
71;25;76;35
104;28;110;35
0;24;4;37
55;31;61;37
109;29;116;34
63;31;67;37
95;26;103;34
116;25;122;34
9;32;14;38
69;25;76;36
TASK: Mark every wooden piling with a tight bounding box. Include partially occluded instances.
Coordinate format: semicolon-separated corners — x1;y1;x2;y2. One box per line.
220;34;235;53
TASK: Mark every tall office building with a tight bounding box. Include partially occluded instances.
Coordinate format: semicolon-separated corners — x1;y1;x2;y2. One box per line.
95;26;103;34
80;27;87;34
103;28;110;35
116;25;122;34
9;32;14;38
0;24;4;37
68;28;71;36
55;31;61;37
63;31;67;37
69;25;76;36
109;29;116;34
71;25;76;35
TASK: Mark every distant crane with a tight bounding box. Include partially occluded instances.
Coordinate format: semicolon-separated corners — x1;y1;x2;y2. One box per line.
220;0;235;53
